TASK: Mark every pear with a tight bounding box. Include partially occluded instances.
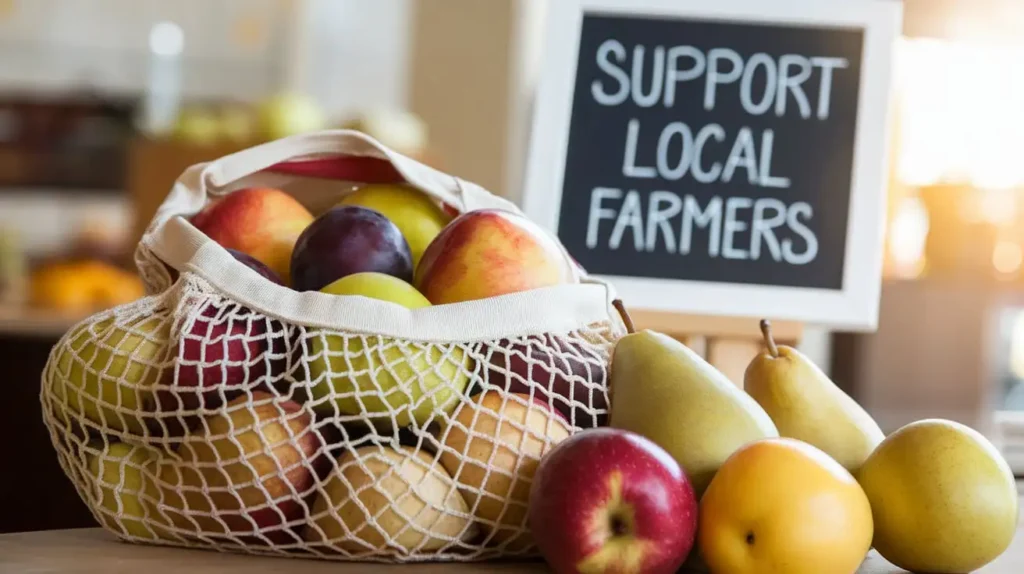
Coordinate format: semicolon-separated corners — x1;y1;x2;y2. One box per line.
744;320;884;473
609;330;777;496
857;419;1018;573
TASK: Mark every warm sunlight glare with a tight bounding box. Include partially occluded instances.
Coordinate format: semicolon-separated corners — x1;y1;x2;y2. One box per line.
896;38;1024;189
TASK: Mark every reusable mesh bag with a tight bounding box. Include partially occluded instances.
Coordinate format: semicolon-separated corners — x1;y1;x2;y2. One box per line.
41;130;627;562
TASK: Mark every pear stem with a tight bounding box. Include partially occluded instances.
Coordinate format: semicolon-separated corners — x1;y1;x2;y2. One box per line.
613;299;635;334
760;319;779;358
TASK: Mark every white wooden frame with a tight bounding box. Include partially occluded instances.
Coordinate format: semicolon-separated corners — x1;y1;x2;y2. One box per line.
522;0;902;331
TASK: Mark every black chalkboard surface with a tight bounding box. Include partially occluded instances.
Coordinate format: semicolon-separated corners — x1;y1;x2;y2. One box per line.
558;14;864;290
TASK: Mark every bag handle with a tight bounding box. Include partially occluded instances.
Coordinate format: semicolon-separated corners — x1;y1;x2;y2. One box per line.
139;129;607;295
200;129;520;214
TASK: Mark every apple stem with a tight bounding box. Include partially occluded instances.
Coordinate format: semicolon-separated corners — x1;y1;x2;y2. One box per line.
760;319;779;358
613;300;635;334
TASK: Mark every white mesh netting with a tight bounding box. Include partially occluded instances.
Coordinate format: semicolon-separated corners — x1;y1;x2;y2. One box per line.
41;270;620;562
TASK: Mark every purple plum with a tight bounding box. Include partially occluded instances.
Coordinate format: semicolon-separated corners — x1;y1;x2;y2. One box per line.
289;206;413;292
226;248;285;285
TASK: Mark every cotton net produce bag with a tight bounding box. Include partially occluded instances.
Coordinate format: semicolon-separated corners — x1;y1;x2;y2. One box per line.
40;130;628;562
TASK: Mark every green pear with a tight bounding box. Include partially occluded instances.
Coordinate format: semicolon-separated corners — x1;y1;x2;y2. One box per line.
744;320;883;473
307;272;472;428
857;419;1018;573
608;330;778;496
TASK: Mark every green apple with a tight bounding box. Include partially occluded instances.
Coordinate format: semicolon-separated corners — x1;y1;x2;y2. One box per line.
51;315;170;434
85;441;163;539
307;272;472;427
338;185;452;268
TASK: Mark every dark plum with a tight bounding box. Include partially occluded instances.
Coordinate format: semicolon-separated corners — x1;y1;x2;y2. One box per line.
289;206;413;292
226;248;285;285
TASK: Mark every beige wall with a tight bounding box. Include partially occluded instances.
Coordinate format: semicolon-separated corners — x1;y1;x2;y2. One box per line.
407;0;518;198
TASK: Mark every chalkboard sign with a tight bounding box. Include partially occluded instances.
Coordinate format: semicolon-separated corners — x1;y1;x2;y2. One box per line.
523;0;901;330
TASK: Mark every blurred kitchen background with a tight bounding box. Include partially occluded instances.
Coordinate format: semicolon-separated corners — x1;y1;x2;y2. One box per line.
2;0;1024;532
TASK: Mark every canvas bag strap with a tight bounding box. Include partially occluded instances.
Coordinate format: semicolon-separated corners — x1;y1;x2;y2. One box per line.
204;129;520;213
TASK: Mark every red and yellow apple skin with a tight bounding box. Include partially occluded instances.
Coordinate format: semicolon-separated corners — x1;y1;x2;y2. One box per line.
414;209;577;305
528;428;698;574
191;187;314;284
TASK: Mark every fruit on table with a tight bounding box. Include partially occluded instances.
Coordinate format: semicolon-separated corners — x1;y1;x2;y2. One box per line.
608;330;777;497
51;314;171;434
227;248;284;285
256;92;325;140
414;209;578;305
305;445;475;553
529;428;698;574
155;303;275;413
31;260;144;313
191;187;314;284
337;185;452;268
173;107;221;145
85;441;163;539
699;438;873;574
437;391;571;549
306;272;471;427
148;391;322;543
857;419;1018;573
218;105;256;143
487;334;609;428
744;320;883;474
290;206;413;292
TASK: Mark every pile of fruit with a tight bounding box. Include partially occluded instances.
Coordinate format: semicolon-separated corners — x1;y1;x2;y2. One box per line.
527;324;1020;574
47;183;613;557
46;180;1019;572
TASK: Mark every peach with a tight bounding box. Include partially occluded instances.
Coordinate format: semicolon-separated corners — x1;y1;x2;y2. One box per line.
437;391;572;550
191;187;314;283
147;391;323;544
414;209;577;305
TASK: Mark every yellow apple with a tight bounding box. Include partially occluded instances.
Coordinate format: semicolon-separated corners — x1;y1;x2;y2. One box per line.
305;445;475;554
338;185;452;267
51;315;171;434
306;272;472;428
85;441;164;539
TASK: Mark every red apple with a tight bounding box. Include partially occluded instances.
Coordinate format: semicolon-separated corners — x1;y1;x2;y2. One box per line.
415;209;578;304
155;303;285;415
487;334;609;428
529;428;698;574
191;187;313;284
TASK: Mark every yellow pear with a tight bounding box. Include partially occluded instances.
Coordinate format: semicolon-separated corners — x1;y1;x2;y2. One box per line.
857;419;1019;573
744;320;883;473
306;272;472;428
305;445;475;554
85;441;164;540
699;438;873;574
609;330;778;496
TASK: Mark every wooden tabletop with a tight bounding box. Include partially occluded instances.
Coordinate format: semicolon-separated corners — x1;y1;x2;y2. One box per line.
1;527;1021;573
